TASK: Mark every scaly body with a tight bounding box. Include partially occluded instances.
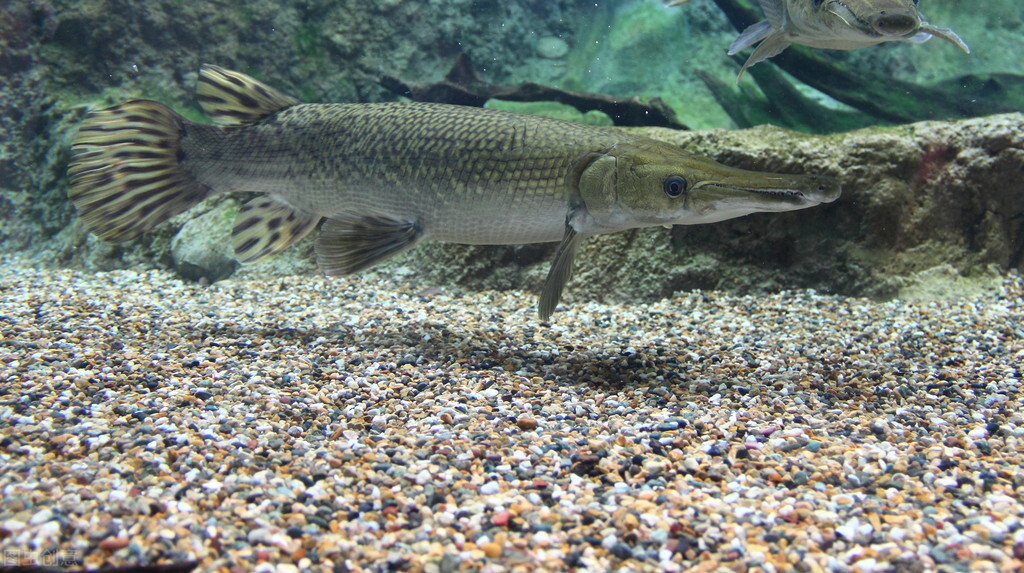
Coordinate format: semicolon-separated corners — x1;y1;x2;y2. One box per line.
183;101;633;245
69;65;840;318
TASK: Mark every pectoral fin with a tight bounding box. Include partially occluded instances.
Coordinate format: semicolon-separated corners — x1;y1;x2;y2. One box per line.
918;23;971;54
735;31;791;82
538;224;583;321
729;20;774;55
906;31;933;44
316;213;422;276
233;196;320;263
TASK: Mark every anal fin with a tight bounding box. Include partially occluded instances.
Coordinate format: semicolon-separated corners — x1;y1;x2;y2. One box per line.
538;224;584;321
316;213;423;276
233;196;320;263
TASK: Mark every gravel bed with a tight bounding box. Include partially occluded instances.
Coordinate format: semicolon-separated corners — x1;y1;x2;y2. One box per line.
1;260;1023;572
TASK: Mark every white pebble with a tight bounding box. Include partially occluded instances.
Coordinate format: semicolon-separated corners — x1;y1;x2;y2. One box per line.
479;481;500;495
29;509;53;526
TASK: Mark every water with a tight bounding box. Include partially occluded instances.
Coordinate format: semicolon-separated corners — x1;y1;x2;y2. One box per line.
1;0;1022;290
1;2;1024;571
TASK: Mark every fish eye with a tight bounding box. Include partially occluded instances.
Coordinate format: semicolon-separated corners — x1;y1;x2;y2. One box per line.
663;175;687;198
812;0;823;6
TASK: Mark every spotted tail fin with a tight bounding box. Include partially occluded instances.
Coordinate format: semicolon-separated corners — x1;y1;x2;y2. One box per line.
68;100;211;242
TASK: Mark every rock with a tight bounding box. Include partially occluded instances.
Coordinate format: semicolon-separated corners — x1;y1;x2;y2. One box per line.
492;510;511;527
897;264;1003;302
643;458;667;476
170;200;239;283
481;540;502;558
99;536;130;551
479;481;500;495
516;415;538;431
609;542;634;559
536;36;569;59
29;508;53;526
481;532;506;558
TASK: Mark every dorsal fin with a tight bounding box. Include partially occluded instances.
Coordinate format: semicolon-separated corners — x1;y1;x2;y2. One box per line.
196;64;301;126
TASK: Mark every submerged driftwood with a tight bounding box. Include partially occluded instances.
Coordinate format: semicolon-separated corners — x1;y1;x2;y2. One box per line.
697;0;1024;130
694;66;878;134
379;54;689;130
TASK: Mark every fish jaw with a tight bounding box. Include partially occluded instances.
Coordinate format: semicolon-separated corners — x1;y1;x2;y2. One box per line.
675;168;841;225
578;143;841;232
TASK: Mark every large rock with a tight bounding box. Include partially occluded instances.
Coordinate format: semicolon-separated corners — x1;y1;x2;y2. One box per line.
170;201;239;284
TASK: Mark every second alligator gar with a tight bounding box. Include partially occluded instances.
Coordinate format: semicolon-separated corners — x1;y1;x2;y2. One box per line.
68;64;840;319
669;0;970;81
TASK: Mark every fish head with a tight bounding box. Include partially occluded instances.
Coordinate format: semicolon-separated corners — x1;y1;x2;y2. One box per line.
819;0;925;39
864;1;922;36
793;0;970;53
782;0;926;48
578;141;840;230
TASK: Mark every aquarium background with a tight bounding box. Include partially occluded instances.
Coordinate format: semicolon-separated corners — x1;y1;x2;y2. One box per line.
1;0;1022;301
3;3;1024;572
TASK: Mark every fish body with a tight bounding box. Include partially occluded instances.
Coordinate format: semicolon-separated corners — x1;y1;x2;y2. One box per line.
68;65;840;318
186;101;621;246
720;0;970;80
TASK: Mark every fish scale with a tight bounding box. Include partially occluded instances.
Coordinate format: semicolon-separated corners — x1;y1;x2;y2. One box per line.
185;101;611;244
68;64;840;318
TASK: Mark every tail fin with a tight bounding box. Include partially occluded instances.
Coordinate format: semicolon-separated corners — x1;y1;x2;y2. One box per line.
67;100;211;242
